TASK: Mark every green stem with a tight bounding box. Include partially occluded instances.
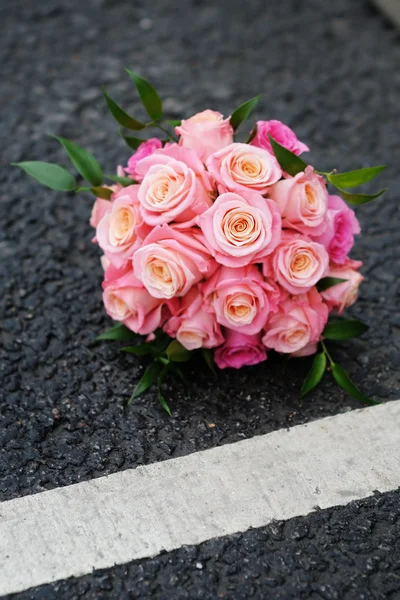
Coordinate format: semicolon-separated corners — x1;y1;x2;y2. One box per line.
321;340;335;367
154;122;178;142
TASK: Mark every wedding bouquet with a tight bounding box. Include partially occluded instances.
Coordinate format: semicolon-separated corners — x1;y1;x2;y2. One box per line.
15;71;387;413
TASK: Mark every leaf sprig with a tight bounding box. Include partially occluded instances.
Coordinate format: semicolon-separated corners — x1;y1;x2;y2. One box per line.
300;318;379;405
268;135;387;204
96;324;216;415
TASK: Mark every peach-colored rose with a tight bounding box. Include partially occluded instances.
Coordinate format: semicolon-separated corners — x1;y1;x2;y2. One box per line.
135;145;213;226
320;259;364;314
206;143;282;195
262;288;328;354
176;110;234;161
198;191;282;267
164;287;223;350
133;224;216;299
96;185;150;268
202;265;280;335
214;330;267;369
265;232;329;294
102;271;173;335
269;166;329;236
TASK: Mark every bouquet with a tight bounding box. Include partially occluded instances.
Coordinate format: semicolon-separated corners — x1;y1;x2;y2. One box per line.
14;71;387;414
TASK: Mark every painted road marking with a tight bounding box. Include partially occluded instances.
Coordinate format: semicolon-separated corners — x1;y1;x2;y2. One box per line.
373;0;400;28
1;401;400;596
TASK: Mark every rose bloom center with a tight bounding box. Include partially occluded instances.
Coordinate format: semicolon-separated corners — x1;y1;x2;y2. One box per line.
222;208;260;247
289;250;317;279
225;293;256;324
231;155;264;182
110;207;136;245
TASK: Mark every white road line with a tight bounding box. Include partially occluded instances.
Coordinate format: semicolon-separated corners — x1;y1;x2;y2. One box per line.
1;401;400;597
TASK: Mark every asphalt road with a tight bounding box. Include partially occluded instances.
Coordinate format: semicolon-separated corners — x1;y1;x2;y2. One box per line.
1;0;399;598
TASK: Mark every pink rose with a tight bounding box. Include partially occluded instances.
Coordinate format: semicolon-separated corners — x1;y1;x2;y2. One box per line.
202;265;280;335
133;224;216;299
314;195;361;264
135;145;213;226
250;120;309;156
102;270;174;335
269;166;329;236
320;259;364;314
90;197;110;229
176;110;234;161
164;286;223;350
198;191;282;267
96;186;150;268
206;143;282;195
265;232;329;294
125;138;162;181
214;330;267;369
262;288;328;354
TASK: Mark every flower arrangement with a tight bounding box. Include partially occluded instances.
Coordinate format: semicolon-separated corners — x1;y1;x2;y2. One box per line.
14;71;387;414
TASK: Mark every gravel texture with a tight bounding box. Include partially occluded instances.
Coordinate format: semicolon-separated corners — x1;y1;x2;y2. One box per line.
5;489;400;600
1;0;400;502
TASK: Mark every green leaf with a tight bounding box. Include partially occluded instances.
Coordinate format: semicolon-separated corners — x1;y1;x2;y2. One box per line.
230;96;261;131
120;344;153;356
323;319;369;340
327;166;387;189
129;360;161;403
202;348;217;376
167;119;181;127
105;174;134;186
102;89;146;130
121;134;144;150
157;364;173;416
96;323;137;342
126;69;163;121
268;135;308;176
166;340;191;363
316;277;348;292
245;124;258;144
90;186;113;200
52;136;103;186
332;363;379;405
12;161;76;192
300;353;326;398
334;186;387;205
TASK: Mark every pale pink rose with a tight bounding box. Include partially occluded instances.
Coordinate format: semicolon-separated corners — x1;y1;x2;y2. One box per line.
202;265;280;335
265;232;329;294
125;138;162;181
214;330;267;369
135;145;213;226
96;185;150;268
102;271;171;335
206;143;282;195
198;191;282;267
164;286;223;350
133;224;216;299
176;110;234;161
250;120;309;156
90;198;110;229
314;195;361;264
269;166;329;236
320;259;364;314
262;288;328;354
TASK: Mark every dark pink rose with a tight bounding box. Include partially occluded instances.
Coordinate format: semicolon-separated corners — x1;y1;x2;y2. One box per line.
125;138;162;180
250;120;309;156
214;329;267;369
314;195;361;264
